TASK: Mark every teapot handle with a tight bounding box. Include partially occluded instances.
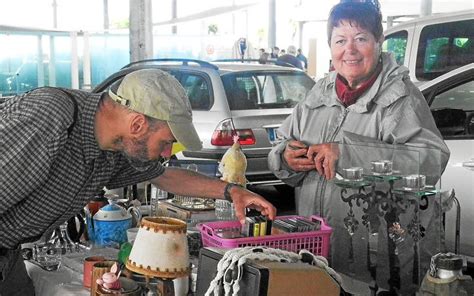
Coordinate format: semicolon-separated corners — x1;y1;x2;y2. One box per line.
128;207;142;226
66;212;86;243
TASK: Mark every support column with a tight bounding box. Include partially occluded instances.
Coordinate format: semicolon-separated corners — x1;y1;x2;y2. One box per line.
171;0;177;34
298;21;304;50
70;32;79;89
129;0;153;62
307;38;317;78
420;0;432;17
82;32;92;90
50;0;57;87
103;0;109;30
268;0;276;48
232;0;236;35
37;35;45;87
52;0;58;28
244;10;249;39
49;36;56;86
387;16;394;29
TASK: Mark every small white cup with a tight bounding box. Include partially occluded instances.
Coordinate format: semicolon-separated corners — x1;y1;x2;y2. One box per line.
173;276;189;296
126;227;139;244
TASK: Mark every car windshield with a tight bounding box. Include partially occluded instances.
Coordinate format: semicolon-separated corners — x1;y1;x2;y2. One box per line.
221;72;315;110
416;19;474;81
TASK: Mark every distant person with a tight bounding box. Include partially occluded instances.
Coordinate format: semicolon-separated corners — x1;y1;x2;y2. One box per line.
270;46;280;59
232;38;257;60
280;49;286;56
296;48;308;70
275;45;304;69
258;48;269;64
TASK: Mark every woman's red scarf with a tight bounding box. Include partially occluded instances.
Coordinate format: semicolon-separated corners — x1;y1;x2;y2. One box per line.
335;62;382;107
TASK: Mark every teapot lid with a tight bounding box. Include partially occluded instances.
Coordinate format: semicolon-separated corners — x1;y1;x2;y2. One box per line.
93;200;131;221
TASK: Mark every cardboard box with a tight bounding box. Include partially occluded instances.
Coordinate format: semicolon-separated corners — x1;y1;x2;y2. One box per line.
197;247;340;296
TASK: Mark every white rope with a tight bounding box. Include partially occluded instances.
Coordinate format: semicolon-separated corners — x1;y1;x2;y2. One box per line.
204;247;342;296
205;247;255;296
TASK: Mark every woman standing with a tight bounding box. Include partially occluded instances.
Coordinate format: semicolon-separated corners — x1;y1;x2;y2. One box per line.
268;0;449;294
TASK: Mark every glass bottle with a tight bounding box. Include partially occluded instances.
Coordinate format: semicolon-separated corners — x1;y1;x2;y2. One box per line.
150;185;168;216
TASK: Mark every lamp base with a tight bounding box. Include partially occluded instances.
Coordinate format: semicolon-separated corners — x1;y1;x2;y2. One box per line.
124;269;175;296
155;278;175;296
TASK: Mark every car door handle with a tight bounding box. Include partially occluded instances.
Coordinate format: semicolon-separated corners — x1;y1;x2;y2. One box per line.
462;161;474;169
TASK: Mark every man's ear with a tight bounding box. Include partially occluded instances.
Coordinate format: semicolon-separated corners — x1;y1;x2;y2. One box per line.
129;113;148;136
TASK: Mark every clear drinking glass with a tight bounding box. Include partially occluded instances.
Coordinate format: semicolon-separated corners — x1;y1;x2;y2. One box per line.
214;200;236;220
33;243;62;271
49;223;79;254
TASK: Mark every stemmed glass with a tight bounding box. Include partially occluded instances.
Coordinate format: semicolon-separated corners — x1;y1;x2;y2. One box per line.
49;222;80;254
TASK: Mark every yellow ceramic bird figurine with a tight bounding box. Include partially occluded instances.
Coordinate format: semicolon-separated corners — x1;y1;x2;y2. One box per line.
219;136;247;187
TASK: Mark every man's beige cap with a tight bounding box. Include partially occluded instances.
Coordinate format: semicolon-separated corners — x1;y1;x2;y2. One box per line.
108;69;202;151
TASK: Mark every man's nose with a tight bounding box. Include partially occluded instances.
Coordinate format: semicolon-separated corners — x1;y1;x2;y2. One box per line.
160;145;173;158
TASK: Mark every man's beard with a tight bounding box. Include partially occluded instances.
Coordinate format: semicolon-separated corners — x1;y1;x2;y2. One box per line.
113;134;155;170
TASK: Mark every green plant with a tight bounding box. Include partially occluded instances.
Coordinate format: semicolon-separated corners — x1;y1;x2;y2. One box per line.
208;24;218;35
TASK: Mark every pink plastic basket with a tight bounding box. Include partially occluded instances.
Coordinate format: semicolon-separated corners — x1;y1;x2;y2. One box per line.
198;215;332;258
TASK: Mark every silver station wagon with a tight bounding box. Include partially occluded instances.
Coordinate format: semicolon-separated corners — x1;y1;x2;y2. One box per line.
93;59;316;186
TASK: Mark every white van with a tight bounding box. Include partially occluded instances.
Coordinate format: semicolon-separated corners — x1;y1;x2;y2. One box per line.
383;10;474;85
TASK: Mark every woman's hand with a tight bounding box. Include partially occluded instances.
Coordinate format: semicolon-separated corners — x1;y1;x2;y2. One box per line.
229;185;277;224
306;143;339;180
283;140;315;172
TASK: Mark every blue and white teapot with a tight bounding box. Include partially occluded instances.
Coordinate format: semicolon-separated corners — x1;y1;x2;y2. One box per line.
91;196;141;247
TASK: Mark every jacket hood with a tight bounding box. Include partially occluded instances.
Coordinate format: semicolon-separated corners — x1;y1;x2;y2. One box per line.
373;52;411;106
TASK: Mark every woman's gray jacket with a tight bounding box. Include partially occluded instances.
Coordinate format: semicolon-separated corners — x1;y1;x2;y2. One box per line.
268;52;450;293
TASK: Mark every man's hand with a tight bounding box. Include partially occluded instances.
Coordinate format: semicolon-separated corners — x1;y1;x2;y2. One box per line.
283;140;315;172
306;143;339;180
228;185;277;224
152;168;276;224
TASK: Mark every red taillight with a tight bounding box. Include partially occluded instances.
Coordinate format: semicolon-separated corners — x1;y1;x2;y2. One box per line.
236;129;256;145
211;119;256;146
211;130;236;146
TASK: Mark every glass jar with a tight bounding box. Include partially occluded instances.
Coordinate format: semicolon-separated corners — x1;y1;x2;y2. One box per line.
214;199;236;220
150;185;168;216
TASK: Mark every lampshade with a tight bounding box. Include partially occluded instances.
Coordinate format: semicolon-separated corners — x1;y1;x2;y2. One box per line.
126;217;190;279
